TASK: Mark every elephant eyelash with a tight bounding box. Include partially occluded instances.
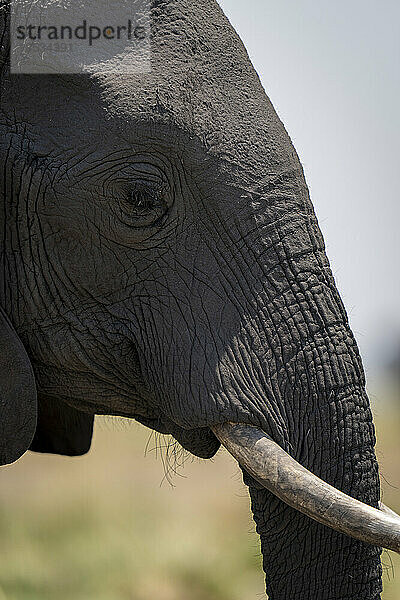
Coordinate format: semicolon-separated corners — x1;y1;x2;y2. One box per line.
127;182;166;210
115;180;170;228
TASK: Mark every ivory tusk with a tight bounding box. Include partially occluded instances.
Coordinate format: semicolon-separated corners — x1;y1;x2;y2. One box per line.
212;422;400;553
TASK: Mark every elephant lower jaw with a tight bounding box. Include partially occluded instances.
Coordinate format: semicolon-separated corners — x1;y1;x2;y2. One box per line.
34;366;221;458
133;414;220;459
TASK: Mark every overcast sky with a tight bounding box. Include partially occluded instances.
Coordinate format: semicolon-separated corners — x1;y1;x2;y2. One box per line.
219;0;399;376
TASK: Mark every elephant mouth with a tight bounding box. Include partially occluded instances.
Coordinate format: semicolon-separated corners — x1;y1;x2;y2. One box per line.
134;414;220;459
212;422;400;555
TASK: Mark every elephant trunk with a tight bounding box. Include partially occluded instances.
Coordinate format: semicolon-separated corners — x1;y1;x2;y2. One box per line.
206;217;385;597
202;165;386;597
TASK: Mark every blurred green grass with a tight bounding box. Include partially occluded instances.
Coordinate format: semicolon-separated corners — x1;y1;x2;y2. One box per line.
0;388;399;600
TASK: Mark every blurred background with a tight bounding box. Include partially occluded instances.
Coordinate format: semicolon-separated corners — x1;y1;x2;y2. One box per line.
0;1;399;598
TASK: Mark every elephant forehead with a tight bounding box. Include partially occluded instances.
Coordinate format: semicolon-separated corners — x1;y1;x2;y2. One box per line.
1;0;297;180
89;0;293;172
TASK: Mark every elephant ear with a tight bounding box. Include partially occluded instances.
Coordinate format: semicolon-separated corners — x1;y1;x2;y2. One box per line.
30;396;94;457
0;305;37;465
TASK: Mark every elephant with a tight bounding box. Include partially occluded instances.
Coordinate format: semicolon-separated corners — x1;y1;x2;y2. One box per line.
1;1;399;598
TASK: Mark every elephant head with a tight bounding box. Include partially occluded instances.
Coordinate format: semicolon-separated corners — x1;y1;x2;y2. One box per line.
1;1;399;598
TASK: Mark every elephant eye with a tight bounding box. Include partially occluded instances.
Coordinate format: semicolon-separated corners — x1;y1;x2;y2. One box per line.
122;181;169;228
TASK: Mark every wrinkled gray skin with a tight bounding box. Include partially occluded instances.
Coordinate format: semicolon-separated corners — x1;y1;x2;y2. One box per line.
0;1;382;598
